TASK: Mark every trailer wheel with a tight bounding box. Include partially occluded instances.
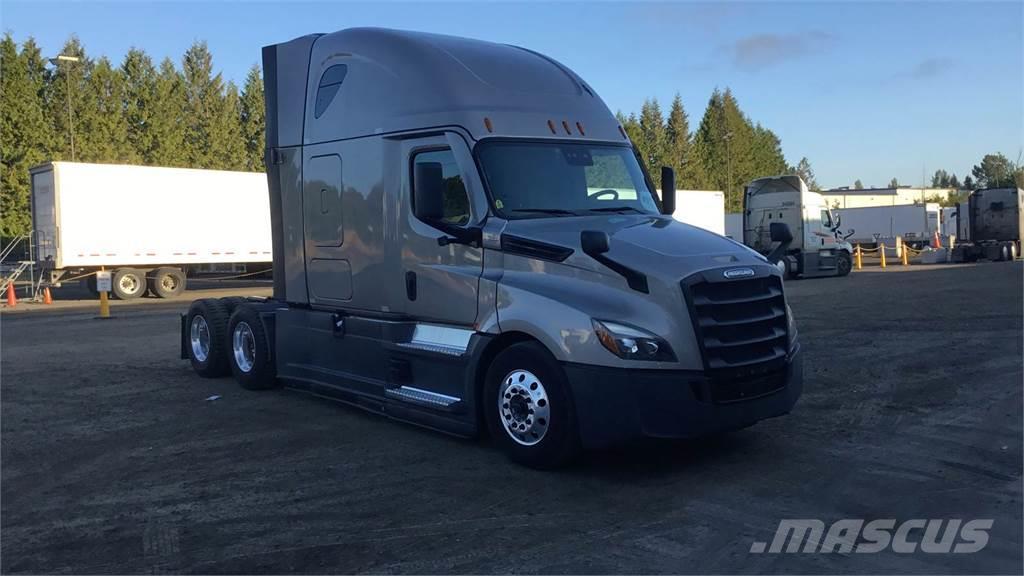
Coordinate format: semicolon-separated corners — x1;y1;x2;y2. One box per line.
227;304;277;390
112;268;146;299
149;267;186;298
186;298;231;377
483;341;580;469
836;251;852;276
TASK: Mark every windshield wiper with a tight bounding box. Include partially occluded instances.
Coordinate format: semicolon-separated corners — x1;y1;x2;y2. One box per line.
587;206;645;214
509;208;579;217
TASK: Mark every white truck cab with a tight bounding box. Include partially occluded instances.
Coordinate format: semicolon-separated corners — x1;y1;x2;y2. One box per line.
745;175;854;278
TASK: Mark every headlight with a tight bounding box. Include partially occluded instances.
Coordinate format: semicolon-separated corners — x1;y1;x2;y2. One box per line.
592;319;676;362
786;303;798;351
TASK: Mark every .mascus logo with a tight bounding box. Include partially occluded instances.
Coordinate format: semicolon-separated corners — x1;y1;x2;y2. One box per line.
723;267;755;279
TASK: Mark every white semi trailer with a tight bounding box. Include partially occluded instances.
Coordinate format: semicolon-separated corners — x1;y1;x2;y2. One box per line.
670;190;725;235
30;162;271;299
833;203;941;248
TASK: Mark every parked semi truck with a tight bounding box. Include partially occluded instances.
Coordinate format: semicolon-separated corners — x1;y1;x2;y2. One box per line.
951;187;1022;262
29;162;271;299
834;203;941;248
743;175;855;278
181;28;803;468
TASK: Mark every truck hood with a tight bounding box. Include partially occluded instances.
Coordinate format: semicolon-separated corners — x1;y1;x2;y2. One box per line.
501;214;770;281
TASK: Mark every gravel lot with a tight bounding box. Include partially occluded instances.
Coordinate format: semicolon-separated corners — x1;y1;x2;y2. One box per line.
2;263;1021;574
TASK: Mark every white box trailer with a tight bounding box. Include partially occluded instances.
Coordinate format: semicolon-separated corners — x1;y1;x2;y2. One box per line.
30;162;271;299
669;190;725;235
725;213;742;240
834;203;941;247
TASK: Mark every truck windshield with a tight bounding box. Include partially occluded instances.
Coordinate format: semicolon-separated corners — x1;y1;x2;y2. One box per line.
476;141;659;219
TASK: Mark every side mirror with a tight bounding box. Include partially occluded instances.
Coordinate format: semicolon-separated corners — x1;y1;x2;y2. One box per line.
580;230;610;255
766;222;793;265
413;162;445;222
769;222;793;244
833;214;842;228
660;166;676;215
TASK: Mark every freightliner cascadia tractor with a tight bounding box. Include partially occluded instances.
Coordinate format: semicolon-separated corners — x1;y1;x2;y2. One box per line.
182;28;802;468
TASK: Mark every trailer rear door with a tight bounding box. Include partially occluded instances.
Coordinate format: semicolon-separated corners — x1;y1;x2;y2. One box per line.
30;165;59;266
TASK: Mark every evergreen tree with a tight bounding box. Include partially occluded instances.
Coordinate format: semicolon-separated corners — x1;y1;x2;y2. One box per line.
948;173;960;189
638;98;667;173
963;175;975;190
214;81;246;171
618;111;642;147
182;41;232;168
79;56;135;163
239;65;265;171
1;35;54;236
694;88;759;211
665;94;706;189
148;58;187;166
853;179;864;189
751;124;787;181
888;177;900;188
121;48;158;162
971;153;1015;188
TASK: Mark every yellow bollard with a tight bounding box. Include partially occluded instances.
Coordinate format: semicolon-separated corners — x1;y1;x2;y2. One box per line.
949;235;956;252
901;244;909;266
96;269;111;319
855;244;862;270
880;243;887;268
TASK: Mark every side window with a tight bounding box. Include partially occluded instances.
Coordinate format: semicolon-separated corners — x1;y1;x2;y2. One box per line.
412;149;470;225
314;64;348;119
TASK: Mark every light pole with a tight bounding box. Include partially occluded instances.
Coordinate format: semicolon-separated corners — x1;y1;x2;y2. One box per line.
723;130;734;206
49;55;80;161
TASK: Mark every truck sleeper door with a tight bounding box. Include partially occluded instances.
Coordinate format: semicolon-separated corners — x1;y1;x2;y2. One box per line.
399;134;484;326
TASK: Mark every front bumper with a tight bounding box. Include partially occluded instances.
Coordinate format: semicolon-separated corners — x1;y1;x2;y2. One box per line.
564;348;803;449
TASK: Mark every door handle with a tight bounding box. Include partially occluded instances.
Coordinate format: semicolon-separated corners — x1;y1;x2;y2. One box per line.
405;271;417;301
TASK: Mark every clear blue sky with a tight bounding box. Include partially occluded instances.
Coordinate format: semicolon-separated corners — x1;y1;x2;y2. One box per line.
4;0;1022;188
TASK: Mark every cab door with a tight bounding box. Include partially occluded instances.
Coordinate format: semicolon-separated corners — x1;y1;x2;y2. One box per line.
399;134;484;325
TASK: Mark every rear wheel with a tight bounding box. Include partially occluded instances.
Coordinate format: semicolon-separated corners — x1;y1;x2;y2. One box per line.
227;304;277;390
484;342;580;469
186;299;231;377
149;267;186;298
112;268;146;300
836;251;852;276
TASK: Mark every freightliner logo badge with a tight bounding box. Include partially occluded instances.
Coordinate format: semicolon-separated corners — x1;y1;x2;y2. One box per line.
723;267;755;279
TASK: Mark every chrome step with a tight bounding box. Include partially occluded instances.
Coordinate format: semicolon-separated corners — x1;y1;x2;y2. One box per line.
385;385;462;409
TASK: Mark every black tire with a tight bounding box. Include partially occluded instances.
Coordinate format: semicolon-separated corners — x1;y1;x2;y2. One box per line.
111;268;146;300
186;298;231;377
227;304;277;390
836;251;852;276
149;267;186;298
483;341;580;469
220;296;249;314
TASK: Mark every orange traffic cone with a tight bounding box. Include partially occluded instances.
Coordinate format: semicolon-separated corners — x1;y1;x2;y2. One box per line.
43;287;53;305
933;231;941;249
6;283;16;307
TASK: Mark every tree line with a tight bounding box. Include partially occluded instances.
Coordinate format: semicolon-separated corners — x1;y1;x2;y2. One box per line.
1;34;265;237
4;33;1022;238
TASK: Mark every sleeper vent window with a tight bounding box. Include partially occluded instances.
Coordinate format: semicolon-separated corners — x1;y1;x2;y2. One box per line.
315;64;348;119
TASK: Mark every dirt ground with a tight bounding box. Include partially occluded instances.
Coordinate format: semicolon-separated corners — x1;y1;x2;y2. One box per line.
2;263;1021;574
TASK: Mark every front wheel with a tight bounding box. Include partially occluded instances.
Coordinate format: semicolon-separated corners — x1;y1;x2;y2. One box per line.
836;251;852;276
483;342;580;469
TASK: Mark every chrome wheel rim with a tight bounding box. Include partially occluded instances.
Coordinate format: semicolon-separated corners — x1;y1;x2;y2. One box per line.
190;315;210;362
119;273;140;295
232;321;256;373
498;369;550;446
160;274;178;292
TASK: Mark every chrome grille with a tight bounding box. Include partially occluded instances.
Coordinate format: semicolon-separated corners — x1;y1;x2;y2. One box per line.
683;271;789;377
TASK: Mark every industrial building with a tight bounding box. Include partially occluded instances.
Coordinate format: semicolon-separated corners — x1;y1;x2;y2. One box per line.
822;187;960;209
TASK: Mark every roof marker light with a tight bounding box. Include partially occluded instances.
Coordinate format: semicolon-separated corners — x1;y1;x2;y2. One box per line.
483;117;493;133
576;121;585;136
561;120;572;135
547;120;557;134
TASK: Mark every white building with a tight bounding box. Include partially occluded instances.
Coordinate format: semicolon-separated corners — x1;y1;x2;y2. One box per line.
822;187;959;209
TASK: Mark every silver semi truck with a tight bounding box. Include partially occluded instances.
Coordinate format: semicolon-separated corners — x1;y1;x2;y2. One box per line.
951;187;1022;262
181;28;803;467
